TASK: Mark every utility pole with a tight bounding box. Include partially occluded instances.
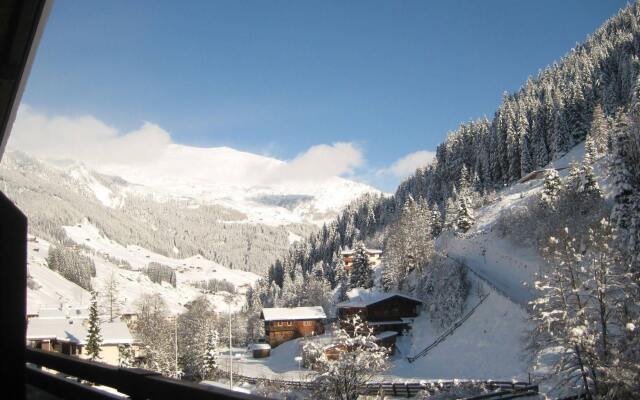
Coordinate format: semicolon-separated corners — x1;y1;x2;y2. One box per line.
228;298;233;389
175;317;178;379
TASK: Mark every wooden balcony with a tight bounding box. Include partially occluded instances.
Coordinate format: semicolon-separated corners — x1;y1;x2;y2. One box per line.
26;348;259;399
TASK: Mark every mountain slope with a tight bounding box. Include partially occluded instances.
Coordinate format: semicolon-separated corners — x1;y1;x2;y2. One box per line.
89;143;380;225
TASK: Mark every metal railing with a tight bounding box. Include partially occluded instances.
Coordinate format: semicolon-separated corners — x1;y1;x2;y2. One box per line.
26;348;260;399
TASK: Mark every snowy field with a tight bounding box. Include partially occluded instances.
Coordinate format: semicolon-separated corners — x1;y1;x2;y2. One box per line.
27;222;260;315
389;277;530;381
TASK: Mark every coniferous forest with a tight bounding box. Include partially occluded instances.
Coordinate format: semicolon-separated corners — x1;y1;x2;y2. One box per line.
243;4;640;397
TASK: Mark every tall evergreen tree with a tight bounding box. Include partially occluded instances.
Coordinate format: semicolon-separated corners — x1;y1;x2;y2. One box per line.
456;194;475;233
202;328;220;380
589;104;609;155
85;290;102;361
349;242;373;289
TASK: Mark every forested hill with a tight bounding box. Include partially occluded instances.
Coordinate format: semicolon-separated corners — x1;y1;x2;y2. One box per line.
266;1;640;285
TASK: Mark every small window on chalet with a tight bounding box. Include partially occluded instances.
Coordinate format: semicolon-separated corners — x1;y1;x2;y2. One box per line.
286;321;293;326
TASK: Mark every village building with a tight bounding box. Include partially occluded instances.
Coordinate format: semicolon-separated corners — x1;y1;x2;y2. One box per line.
119;309;139;325
249;343;271;358
26;317;137;366
260;306;326;347
336;291;423;345
340;247;382;271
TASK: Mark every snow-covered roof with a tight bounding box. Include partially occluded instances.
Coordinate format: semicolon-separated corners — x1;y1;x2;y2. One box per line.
250;343;271;351
27;318;86;343
336;290;423;308
375;331;399;340
36;307;89;320
27;318;134;345
260;306;326;321
100;322;136;345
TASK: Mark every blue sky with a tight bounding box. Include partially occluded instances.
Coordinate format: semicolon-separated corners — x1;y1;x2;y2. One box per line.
19;0;628;190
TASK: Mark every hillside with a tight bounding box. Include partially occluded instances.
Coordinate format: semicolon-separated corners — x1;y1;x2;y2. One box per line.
0;150;380;274
247;3;640;397
27;228;260;315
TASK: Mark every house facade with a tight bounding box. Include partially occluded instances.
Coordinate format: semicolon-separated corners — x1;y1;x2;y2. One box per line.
340;248;382;271
336;291;423;336
260;306;326;347
26;317;137;366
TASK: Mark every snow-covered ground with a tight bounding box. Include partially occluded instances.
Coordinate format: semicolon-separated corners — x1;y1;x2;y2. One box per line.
27;223;260;316
389;277;530;381
63;221;258;288
229;146;605;384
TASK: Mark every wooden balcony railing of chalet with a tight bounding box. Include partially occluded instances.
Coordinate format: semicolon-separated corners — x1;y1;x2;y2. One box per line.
26;348;260;400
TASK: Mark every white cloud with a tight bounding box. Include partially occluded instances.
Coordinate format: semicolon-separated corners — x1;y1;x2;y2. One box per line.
7;105;366;186
7;104;171;165
377;150;436;178
266;142;363;183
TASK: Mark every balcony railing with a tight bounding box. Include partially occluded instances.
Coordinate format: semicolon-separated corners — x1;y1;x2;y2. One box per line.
26;348;260;399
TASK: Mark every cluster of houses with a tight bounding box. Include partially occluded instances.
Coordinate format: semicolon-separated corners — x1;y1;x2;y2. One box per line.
254;247;424;358
27;247;421;366
258;291;422;357
26;305;137;366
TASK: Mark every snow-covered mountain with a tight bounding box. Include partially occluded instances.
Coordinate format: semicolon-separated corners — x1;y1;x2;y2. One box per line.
2;146;379;316
0;148;380;276
56;144;380;226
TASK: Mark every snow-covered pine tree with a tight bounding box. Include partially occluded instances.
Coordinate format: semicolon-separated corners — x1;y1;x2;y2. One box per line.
456;194;474;233
611;113;635;252
430;204;443;238
85;290;102;361
538;168;562;211
333;257;349;303
444;187;458;229
589;104;608;155
581;135;602;199
202;328;219;380
518;115;534;177
349;241;373;289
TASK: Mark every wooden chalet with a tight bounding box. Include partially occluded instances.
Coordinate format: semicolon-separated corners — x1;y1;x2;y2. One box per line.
260;306;326;347
336;291;423;335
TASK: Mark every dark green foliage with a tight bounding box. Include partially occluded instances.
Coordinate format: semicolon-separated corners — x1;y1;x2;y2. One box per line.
349;242;374;289
144;262;177;288
85;291;102;360
46;246;95;291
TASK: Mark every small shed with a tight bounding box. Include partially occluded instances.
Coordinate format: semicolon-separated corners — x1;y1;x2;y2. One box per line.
374;331;398;354
250;343;271;358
